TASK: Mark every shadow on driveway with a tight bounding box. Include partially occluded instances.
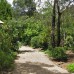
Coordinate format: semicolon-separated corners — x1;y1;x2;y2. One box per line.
9;62;58;74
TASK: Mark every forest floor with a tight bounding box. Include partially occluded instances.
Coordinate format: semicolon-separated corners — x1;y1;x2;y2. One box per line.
4;46;72;74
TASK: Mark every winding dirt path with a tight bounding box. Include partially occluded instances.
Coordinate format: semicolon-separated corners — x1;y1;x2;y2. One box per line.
9;46;70;74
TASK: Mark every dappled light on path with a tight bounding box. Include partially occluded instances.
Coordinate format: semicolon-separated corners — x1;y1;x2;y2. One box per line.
11;62;55;74
7;46;69;74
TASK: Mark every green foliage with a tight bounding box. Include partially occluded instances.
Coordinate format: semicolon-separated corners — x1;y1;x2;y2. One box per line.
31;36;42;48
3;16;49;49
1;0;74;71
67;63;74;73
0;0;12;20
0;50;16;70
13;0;36;17
6;17;48;47
65;36;74;48
0;28;12;52
44;49;51;56
61;5;74;48
0;16;49;71
0;21;17;71
50;47;67;61
31;32;48;48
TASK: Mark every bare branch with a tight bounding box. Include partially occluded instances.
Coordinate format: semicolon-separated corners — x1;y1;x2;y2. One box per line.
60;0;74;13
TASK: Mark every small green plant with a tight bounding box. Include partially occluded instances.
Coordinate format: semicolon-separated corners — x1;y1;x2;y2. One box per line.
67;63;74;73
44;49;51;56
50;47;67;61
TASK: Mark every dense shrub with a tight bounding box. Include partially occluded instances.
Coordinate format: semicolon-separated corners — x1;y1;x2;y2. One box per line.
31;36;42;48
67;63;74;73
3;16;49;49
31;31;48;48
0;23;17;71
0;50;16;70
22;18;44;45
64;36;74;52
65;36;73;48
0;28;11;52
5;17;46;46
50;47;67;61
23;29;38;45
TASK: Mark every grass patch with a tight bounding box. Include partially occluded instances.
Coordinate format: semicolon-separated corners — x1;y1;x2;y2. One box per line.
67;63;74;73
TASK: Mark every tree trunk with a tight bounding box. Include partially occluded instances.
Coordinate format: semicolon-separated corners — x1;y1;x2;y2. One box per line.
51;0;56;48
57;1;61;47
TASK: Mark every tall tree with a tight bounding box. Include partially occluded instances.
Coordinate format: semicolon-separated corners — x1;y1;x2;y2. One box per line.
56;0;74;47
13;0;36;17
51;0;74;47
51;0;57;48
56;0;61;46
0;0;12;20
